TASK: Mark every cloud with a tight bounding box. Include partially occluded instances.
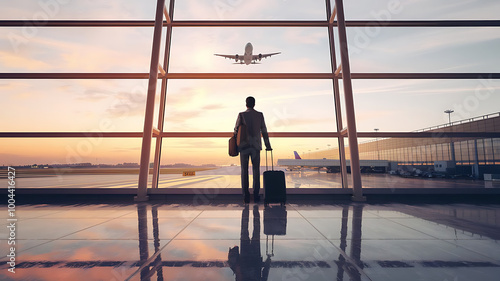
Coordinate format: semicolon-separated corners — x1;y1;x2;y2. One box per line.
202;104;225;110
0;49;51;70
111;147;140;152
166;87;199;106
78;89;113;102
283;28;326;45
165;139;222;149
106;91;147;118
367;28;499;57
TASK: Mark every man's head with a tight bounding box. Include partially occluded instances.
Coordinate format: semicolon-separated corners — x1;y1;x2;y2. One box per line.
246;96;255;109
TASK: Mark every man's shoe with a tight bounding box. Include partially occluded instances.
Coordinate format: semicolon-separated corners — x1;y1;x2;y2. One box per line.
244;193;250;204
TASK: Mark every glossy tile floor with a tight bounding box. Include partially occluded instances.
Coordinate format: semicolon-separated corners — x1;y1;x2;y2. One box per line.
0;202;499;281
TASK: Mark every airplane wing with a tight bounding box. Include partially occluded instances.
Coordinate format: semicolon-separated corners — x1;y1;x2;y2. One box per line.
252;52;281;61
214;54;240;60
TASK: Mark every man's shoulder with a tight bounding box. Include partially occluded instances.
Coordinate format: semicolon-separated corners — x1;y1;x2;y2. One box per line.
246;109;262;114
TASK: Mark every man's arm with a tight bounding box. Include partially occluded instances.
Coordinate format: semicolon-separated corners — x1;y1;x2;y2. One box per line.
234;113;241;136
260;113;271;150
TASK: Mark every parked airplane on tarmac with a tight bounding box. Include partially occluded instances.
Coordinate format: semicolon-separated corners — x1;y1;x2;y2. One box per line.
214;42;281;65
278;151;389;173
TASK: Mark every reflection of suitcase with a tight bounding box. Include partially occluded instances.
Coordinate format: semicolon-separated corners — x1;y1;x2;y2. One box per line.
264;205;287;236
263;150;286;206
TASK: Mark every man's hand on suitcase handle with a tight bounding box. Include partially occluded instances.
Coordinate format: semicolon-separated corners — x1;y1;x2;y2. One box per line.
266;147;273;151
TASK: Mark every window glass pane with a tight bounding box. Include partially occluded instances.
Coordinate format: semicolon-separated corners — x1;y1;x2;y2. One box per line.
347;28;500;73
159;137;343;188
0;27;154;72
174;0;326;20
0;138;146;188
1;79;152;132
169;27;331;73
0;0;157;19
164;79;336;132
351;80;500;132
344;0;500;20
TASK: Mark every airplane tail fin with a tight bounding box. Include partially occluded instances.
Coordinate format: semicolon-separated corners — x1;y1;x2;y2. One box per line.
293;151;302;160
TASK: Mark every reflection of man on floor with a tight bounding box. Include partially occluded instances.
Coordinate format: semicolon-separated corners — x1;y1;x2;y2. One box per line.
228;205;271;281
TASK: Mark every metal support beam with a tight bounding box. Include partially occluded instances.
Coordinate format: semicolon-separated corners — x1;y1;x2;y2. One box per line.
136;0;166;202
334;64;342;75
326;0;348;189
152;0;175;190
158;64;166;76
329;5;337;24
334;0;365;201
1;131;497;138
2;19;499;28
3;72;499;80
163;6;171;24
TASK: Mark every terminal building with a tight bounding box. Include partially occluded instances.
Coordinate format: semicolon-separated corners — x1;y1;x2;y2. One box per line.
303;112;500;178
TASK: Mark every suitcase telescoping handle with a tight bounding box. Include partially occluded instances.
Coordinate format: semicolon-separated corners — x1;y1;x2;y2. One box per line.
266;149;273;171
266;235;274;257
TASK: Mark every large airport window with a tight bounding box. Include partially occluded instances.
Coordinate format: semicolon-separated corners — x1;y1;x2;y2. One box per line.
164;79;336;132
1;0;499;195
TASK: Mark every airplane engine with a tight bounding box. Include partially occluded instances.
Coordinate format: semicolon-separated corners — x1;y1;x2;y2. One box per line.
235;54;239;62
258;53;262;61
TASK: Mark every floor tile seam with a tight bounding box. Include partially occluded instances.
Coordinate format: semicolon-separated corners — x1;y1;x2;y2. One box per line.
383;216;446;240
1;213;133;259
47;216;130;241
437;239;500;264
328;238;466;241
15;209;68;220
166;238;324;241
388;216;496;241
0;239;62;262
55;238;167;241
296;209;373;281
381;216;500;261
323;239;373;281
15;216;136;220
124;209;205;281
16;208;137;219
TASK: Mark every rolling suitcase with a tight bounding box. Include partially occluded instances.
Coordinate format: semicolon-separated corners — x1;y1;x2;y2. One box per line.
263;150;286;206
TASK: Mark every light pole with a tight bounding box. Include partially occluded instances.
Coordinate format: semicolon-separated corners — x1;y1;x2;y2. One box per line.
444;110;456;164
374;128;380;160
444;110;454;124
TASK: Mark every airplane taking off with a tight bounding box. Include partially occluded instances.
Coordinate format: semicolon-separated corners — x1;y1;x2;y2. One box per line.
214;42;280;65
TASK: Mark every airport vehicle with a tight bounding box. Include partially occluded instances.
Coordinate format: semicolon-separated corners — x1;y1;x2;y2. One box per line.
214;42;280;65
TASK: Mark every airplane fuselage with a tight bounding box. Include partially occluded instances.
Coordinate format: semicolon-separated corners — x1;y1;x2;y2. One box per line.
243;42;253;65
214;43;279;64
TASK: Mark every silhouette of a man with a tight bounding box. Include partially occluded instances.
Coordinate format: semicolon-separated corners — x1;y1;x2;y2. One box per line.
228;205;271;281
234;96;272;203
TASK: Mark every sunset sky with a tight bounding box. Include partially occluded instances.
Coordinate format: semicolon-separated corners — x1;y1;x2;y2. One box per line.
1;0;499;166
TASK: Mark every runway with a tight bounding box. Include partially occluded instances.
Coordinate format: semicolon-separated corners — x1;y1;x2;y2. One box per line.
11;167;498;189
